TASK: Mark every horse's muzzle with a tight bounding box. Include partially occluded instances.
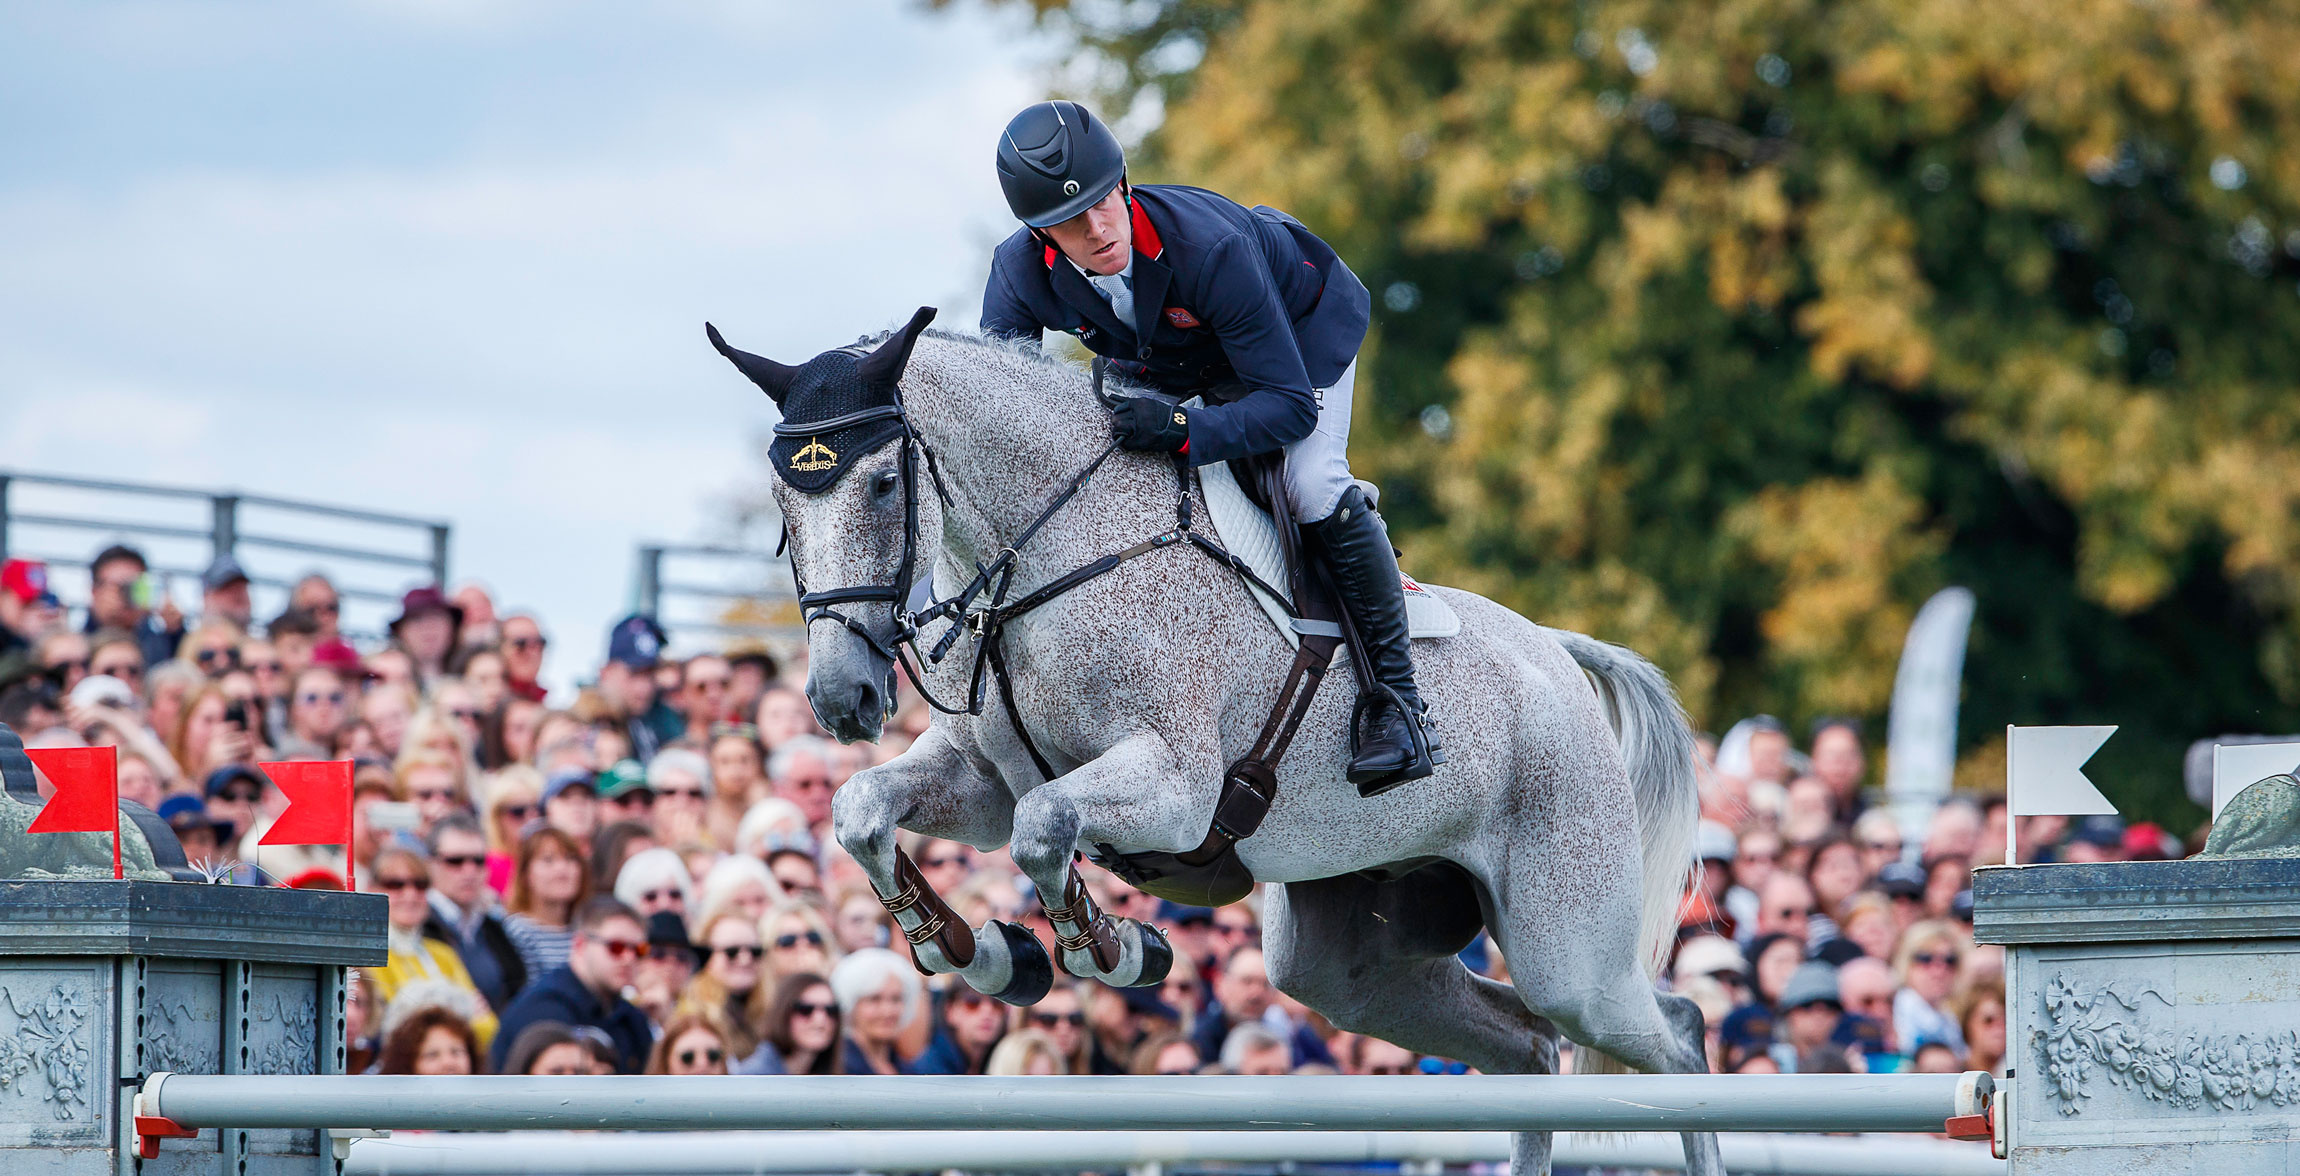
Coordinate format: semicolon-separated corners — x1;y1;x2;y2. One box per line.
806;634;893;744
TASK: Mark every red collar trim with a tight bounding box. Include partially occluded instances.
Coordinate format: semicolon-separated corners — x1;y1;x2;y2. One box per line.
1131;197;1164;260
1040;195;1164;269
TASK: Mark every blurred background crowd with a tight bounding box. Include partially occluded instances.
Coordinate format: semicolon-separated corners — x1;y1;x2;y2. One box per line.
0;541;2185;1090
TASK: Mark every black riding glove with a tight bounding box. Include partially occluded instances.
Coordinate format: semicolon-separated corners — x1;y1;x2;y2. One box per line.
1112;397;1191;453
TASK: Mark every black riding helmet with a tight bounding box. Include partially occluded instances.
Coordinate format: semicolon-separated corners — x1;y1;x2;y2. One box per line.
996;100;1127;228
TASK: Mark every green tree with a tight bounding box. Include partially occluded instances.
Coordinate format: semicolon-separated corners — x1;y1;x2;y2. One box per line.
991;0;2300;828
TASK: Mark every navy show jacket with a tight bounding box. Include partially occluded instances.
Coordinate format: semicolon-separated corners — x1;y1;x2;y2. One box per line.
980;184;1371;467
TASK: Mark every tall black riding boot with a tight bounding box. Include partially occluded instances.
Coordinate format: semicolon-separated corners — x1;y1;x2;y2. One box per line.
1306;485;1445;796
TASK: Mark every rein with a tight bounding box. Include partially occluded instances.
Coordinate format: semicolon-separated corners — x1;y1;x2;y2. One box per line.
785;359;1300;784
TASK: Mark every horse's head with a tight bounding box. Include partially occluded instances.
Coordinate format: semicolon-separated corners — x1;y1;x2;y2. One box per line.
708;307;939;744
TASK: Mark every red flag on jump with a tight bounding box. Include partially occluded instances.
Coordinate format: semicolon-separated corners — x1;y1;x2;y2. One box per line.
258;760;356;887
27;745;122;879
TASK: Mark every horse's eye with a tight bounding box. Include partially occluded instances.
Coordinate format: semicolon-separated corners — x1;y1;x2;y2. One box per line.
872;469;901;498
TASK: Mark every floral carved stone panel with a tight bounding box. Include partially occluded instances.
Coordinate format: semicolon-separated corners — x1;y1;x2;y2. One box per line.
2033;967;2300;1119
247;967;321;1157
0;970;105;1146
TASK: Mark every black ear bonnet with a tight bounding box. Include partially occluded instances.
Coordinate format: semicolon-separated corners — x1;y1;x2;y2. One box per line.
706;307;936;494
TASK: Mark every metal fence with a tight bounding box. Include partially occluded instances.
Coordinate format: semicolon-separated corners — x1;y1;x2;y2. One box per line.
0;469;449;639
632;540;798;652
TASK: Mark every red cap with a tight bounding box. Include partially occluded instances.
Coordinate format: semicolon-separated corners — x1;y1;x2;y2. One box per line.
1;559;48;604
284;866;346;891
308;639;368;678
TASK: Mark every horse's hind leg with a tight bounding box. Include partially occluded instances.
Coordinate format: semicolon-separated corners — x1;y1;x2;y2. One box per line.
1264;872;1564;1176
831;726;1051;1003
1485;859;1724;1176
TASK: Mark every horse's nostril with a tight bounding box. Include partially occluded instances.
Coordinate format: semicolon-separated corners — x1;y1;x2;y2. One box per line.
853;679;882;725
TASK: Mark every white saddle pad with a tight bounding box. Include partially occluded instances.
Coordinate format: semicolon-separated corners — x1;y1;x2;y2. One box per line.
1199;458;1461;650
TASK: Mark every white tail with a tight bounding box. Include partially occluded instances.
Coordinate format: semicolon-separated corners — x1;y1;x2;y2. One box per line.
1551;628;1700;1076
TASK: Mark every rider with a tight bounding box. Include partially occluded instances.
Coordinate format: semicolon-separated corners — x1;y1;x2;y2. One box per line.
980;100;1442;793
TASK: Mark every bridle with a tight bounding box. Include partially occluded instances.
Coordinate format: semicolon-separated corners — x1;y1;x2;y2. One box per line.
782;359;1296;782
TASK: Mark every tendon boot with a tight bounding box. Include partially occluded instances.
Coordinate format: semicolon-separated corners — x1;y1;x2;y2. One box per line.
1306;485;1446;796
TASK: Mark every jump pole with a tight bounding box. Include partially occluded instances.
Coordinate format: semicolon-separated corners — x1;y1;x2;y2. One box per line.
137;1072;1993;1137
339;1129;2007;1176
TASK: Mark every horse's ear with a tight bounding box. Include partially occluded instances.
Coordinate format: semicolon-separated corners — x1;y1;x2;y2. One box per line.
706;322;799;406
858;306;938;389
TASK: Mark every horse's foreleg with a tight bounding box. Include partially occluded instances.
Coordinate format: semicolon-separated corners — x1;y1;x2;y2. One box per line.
1008;731;1212;988
831;727;1051;1004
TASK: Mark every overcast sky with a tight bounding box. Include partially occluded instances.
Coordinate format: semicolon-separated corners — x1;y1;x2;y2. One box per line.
0;1;1050;690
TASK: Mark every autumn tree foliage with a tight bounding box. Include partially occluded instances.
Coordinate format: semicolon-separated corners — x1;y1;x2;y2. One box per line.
996;0;2300;823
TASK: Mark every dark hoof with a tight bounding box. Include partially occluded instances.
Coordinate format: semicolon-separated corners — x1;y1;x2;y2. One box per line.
1130;922;1174;987
987;920;1053;1006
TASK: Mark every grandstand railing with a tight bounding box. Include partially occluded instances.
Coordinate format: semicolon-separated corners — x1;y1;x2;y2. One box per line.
0;469;449;639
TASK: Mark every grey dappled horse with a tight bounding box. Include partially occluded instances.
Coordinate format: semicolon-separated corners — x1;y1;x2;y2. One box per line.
716;311;1720;1176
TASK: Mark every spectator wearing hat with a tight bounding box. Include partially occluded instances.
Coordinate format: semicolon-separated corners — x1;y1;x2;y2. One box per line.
631;911;698;1033
599;614;677;760
1776;961;1844;1073
0;558;52;661
596;759;655;827
83;544;182;668
490;897;655;1074
202;764;266;852
390;586;463;688
201;555;254;631
159;794;230;869
421;813;527;1011
542;766;600;852
2063;814;2128;865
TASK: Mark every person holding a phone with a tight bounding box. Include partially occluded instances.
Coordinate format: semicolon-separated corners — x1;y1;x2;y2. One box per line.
83;544;182;668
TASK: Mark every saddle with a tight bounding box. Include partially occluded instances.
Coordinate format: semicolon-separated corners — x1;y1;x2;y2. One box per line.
1085;386;1451;907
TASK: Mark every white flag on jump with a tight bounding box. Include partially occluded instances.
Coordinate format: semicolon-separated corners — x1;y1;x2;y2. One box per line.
2006;725;2119;816
2212;742;2300;819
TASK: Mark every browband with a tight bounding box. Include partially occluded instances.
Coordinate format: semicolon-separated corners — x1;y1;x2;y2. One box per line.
772;404;905;437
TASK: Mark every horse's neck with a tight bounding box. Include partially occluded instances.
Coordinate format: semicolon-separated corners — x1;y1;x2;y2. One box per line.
906;343;1173;576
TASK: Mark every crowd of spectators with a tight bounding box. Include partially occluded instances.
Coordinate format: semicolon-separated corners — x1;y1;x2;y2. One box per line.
0;544;2192;1088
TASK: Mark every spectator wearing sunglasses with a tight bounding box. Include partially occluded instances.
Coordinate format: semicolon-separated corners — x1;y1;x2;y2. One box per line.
1890;920;1971;1059
762;896;841;985
366;849;500;1051
421;814;527;1011
755;972;843;1075
284;666;351;758
1014;981;1094;1076
912;985;1009;1075
645;1013;732;1076
678;911;772;1064
491;897;655;1074
614;847;696;924
463;765;530;886
645;749;713;847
